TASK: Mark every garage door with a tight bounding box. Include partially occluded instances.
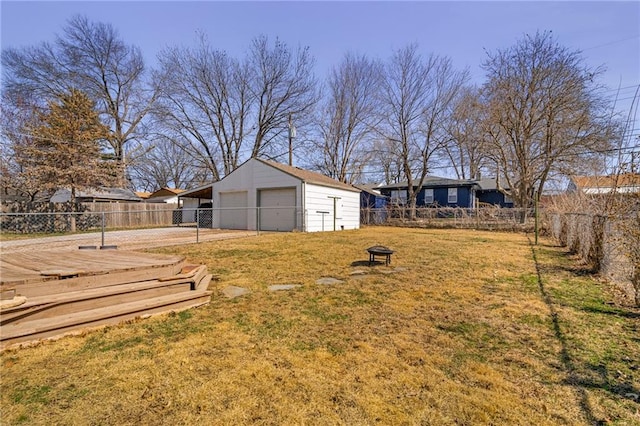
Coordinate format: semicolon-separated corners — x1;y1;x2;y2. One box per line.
259;188;296;231
219;191;248;229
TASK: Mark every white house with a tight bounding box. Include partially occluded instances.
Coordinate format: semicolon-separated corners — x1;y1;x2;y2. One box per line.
569;173;640;195
145;187;185;204
177;158;361;232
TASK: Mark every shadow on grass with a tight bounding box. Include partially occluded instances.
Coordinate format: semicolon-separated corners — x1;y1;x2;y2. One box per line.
350;260;384;267
529;238;600;424
580;304;640;319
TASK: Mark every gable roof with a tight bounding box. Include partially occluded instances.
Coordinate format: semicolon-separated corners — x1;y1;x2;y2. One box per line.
50;187;142;203
475;177;510;191
378;176;477;190
135;191;152;199
149;187;185;198
354;184;387;198
257;159;360;193
570;173;640;194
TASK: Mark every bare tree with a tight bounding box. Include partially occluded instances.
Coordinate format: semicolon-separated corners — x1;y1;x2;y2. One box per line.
128;137;211;191
378;44;468;216
2;15;156;186
154;34;318;179
481;31;618;209
313;53;381;183
153;34;251;181
248;35;318;160
442;86;487;179
0;94;42;201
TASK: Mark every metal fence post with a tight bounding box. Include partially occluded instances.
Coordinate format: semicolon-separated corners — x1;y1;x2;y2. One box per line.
101;212;106;247
196;208;200;243
257;207;260;236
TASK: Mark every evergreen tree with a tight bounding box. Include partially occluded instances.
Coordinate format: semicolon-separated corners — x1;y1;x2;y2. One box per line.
22;88;115;206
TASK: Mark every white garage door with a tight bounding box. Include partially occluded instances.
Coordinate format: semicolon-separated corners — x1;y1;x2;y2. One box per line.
219;191;248;229
259;188;296;231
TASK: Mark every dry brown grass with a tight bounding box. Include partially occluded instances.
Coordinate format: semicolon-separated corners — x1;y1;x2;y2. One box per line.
1;227;639;425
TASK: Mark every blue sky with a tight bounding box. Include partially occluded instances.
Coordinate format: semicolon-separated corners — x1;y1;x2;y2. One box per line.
2;1;639;118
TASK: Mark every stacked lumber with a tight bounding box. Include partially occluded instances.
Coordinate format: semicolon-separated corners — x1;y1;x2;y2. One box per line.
0;251;212;350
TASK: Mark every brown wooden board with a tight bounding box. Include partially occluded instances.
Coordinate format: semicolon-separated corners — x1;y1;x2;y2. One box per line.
1;250;185;289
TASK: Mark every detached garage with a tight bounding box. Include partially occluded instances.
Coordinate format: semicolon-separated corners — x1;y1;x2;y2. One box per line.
199;158;360;232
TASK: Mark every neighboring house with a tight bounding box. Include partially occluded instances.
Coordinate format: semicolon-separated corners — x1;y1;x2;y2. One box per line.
377;176;513;208
178;158;361;232
50;187;142;203
378;176;477;208
568;173;640;195
356;184;388;209
135;191;152;200
475;178;514;207
145;187;185;204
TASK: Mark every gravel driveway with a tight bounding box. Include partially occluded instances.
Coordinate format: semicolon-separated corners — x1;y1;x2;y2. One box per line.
0;227;257;253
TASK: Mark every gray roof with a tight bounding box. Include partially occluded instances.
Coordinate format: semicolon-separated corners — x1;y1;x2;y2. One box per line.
259;159;361;193
377;176;509;191
475;178;510;191
50;187;142;203
378;176;477;190
354;184;387;198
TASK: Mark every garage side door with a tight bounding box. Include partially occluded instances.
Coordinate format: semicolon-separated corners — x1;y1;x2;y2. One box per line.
219;191;248;229
259;188;296;231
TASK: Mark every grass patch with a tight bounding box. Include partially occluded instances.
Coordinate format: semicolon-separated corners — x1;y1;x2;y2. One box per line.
1;227;639;425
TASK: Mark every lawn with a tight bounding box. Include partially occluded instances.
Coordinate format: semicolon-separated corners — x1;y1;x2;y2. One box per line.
1;227;638;425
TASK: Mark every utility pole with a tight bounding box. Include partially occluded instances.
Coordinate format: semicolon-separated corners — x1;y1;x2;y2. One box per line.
288;113;296;166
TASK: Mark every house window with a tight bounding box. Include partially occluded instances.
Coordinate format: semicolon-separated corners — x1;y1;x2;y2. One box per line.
390;190;407;205
448;188;458;204
424;189;434;204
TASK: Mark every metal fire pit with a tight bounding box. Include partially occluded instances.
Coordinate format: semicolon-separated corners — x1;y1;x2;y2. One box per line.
367;245;394;266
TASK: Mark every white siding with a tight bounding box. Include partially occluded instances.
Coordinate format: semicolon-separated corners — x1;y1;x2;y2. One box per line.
304;184;360;232
211;159;302;230
219;191;248;229
180;198;201;223
189;158;360;232
259;188;297;231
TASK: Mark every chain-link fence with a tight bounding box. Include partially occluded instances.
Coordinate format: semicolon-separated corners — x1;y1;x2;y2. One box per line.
0;205;318;252
361;206;536;230
0;208;260;252
547;212;639;306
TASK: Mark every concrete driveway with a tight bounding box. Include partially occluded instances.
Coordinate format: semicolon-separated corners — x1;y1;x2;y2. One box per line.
0;227;257;253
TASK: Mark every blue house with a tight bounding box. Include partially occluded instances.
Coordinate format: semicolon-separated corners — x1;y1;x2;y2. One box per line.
376;176;513;208
475;178;514;207
356;185;388;209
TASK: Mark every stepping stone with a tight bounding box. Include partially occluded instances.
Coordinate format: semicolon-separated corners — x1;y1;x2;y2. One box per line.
316;277;344;285
268;284;301;292
350;270;368;276
221;286;250;299
378;266;408;275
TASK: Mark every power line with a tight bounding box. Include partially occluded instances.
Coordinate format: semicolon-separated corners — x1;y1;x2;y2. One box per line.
581;34;640;51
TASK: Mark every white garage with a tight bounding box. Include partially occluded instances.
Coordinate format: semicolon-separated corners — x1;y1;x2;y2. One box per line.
219;191;248;229
179;158;361;232
258;187;296;231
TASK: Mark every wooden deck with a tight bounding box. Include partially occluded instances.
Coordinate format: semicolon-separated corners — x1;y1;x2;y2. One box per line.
0;250;213;350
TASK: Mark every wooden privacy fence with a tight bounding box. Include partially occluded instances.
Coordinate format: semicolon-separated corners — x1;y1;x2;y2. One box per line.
85;203;178;228
1;202;180;232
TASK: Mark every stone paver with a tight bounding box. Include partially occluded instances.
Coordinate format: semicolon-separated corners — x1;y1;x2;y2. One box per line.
316;277;344;285
350;270;368;275
221;286;250;299
268;284;301;291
